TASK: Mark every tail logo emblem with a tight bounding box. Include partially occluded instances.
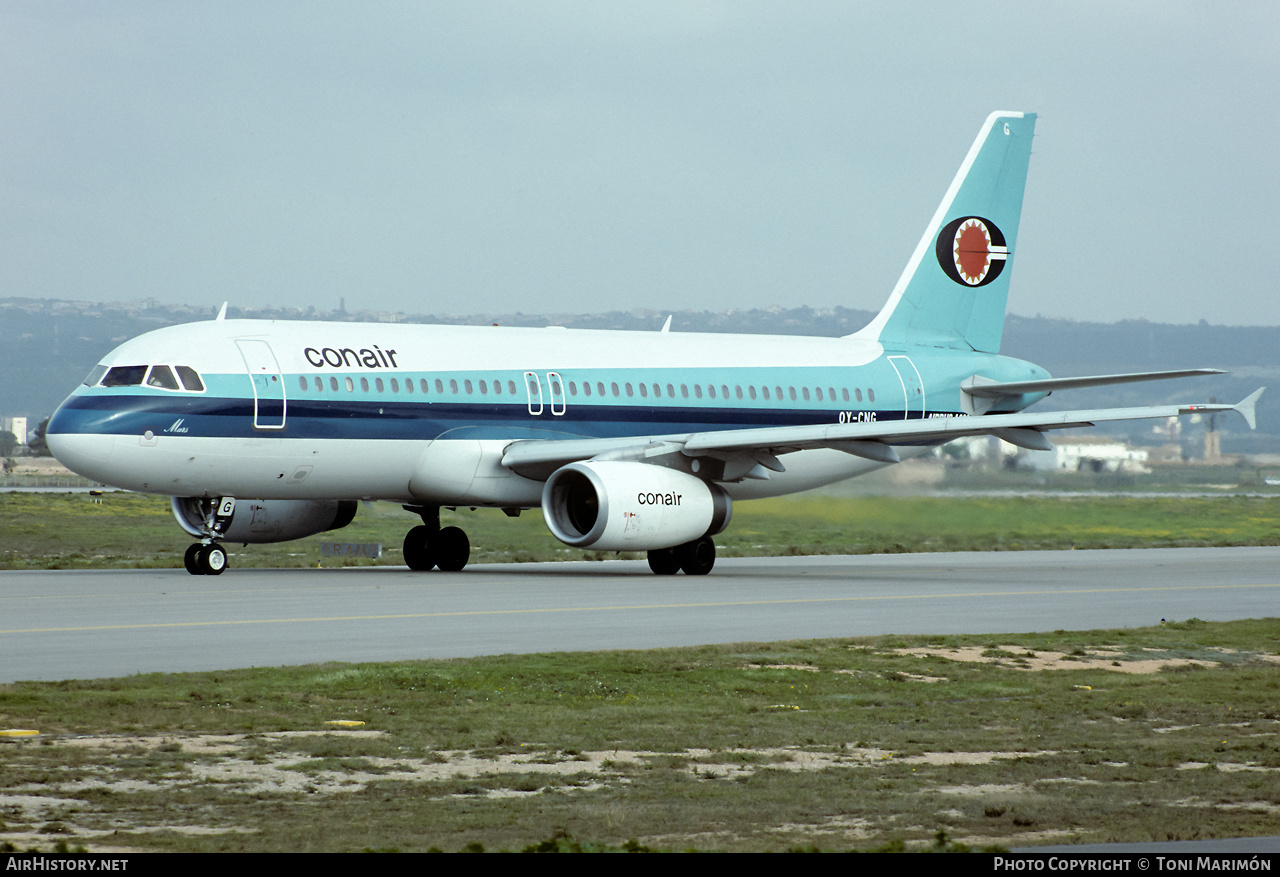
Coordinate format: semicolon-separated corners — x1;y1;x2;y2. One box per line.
936;216;1008;287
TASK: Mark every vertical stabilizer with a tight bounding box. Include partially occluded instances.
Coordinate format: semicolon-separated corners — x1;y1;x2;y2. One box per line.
853;111;1035;353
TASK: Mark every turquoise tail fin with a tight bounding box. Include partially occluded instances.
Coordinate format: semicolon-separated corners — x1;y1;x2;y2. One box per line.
854;111;1036;354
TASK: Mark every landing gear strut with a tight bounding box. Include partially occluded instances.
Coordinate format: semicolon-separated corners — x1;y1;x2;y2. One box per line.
402;506;471;572
648;536;715;576
183;497;234;576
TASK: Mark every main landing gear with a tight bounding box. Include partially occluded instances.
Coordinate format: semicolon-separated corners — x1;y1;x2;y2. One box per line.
183;497;236;576
646;536;716;576
402;505;471;572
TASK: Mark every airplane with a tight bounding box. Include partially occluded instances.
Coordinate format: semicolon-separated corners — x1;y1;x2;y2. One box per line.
46;111;1263;576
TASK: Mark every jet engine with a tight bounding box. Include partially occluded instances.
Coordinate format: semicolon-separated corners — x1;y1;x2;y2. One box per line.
541;461;731;551
170;497;358;544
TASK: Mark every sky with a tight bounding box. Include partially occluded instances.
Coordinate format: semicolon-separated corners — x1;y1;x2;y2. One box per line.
3;2;1277;326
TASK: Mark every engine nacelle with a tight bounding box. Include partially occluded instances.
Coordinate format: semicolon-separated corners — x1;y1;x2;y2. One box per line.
541;461;731;551
171;497;358;544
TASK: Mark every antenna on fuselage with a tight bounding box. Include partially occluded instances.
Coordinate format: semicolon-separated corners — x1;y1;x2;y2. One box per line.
215;302;228;321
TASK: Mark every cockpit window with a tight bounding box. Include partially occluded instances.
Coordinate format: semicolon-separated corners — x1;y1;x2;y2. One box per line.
175;366;205;392
100;365;149;387
92;363;206;391
146;365;180;390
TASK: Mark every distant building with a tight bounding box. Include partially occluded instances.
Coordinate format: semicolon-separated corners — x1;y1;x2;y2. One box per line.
1;416;27;446
1021;436;1149;474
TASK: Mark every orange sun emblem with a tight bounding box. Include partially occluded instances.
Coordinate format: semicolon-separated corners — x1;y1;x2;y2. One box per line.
935;215;1009;287
954;219;993;284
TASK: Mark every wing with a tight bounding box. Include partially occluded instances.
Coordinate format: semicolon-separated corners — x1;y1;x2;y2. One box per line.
501;388;1264;481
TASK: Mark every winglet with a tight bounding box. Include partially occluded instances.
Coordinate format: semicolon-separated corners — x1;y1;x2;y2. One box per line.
1234;387;1265;431
215;302;228;321
661;315;672;333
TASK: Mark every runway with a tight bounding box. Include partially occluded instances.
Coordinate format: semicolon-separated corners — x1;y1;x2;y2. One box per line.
2;546;1278;683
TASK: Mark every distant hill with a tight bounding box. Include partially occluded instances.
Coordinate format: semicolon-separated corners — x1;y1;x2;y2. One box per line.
4;298;1275;454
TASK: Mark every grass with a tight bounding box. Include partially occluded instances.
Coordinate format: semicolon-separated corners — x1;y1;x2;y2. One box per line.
3;490;1279;570
2;619;1278;852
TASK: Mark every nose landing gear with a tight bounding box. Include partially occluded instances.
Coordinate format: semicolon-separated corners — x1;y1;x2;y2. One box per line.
183;497;234;576
184;542;228;576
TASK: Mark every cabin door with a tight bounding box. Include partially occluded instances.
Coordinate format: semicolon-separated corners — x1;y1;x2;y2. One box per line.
236;339;287;429
887;355;925;420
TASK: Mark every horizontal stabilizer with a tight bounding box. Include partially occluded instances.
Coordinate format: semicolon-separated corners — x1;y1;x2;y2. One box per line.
963;368;1225;399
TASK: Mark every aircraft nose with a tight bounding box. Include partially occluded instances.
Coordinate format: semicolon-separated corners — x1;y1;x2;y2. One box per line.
47;427;115;479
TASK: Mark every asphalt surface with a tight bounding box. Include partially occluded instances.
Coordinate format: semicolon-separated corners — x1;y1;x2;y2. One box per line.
3;546;1277;683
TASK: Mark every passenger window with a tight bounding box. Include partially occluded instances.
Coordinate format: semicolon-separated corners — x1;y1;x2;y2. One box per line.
869;388;876;403
345;377;354;392
583;382;592;397
390;378;398;393
360;377;370;392
298;376;308;392
376;378;385;393
638;383;646;398
330;377;339;392
450;379;459;394
842;388;850;403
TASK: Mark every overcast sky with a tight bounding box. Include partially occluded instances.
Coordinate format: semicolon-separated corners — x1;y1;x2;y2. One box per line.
3;2;1277;326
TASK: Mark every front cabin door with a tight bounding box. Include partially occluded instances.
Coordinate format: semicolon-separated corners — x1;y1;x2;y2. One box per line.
236;339;287;430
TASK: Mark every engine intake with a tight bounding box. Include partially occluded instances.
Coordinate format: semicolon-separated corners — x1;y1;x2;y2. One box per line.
542;461;731;551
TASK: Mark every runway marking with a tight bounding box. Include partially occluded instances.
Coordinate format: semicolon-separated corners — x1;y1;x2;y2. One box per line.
4;582;1278;635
